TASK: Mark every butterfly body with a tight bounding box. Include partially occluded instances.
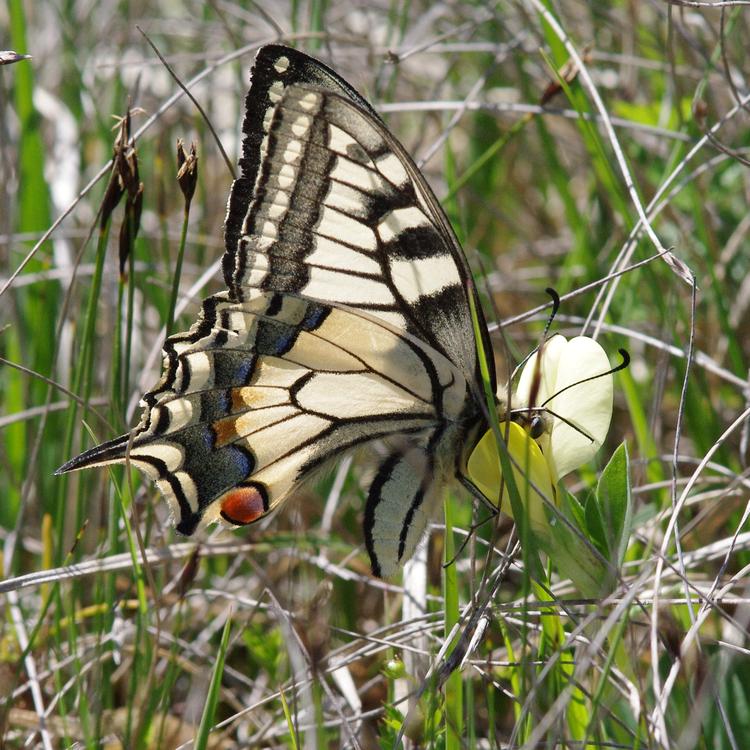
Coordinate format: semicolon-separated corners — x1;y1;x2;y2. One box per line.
58;45;496;577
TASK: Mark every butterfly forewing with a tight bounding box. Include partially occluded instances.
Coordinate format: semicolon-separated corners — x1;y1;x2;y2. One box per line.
224;46;494;389
58;44;495;576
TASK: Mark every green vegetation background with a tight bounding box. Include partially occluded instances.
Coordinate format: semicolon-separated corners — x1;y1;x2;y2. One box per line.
2;1;750;748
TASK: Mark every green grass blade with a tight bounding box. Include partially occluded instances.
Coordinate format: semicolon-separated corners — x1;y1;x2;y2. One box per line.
194;612;233;750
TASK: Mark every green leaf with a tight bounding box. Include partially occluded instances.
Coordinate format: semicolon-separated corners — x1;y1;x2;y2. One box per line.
560;487;586;531
584;489;609;560
541;505;610;599
595;442;633;569
546;488;620;598
546;444;632;596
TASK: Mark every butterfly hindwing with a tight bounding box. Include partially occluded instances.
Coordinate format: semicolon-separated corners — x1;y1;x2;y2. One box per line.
364;442;443;578
59;44;496;576
59;289;468;536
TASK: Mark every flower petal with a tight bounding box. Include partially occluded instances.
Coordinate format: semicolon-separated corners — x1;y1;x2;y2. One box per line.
546;336;613;478
514;334;568;408
467;428;503;504
467;423;556;538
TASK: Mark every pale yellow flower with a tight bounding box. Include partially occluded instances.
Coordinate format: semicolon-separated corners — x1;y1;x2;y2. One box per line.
467;335;614;533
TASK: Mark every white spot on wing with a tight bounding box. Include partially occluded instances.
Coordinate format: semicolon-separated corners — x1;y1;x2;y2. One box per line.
165;397;194;432
173;470;199;512
324;181;370;216
389;254;461;304
298;91;319;111
376;153;409;187
307;236;381;273
131;442;183;472
282;140;302;163
261;220;277;240
328;125;363;157
316;206;377;251
291;114;312;137
267;202;285;219
227;309;250;330
268;81;285;103
303;267;395;305
377;206;429;243
185;352;213;390
277;164;295;189
330;157;385;193
235;247;269;288
244;267;268;288
251;356;308;388
274;56;289;73
272;189;289;209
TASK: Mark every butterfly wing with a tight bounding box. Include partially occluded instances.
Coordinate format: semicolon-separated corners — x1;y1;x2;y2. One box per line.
224;45;496;391
58;45;495;576
59;290;464;537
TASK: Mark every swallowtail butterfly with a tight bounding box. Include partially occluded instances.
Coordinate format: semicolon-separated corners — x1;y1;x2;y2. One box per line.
58;45;497;577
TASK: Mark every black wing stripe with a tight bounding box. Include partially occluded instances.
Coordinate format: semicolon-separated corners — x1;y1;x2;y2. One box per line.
364;445;440;578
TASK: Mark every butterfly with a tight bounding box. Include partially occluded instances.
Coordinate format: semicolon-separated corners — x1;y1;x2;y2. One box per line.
57;44;497;578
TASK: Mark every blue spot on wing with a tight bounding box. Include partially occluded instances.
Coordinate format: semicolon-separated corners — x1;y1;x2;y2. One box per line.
236;355;256;384
160;424;257;510
213;351;257;388
302;303;329;330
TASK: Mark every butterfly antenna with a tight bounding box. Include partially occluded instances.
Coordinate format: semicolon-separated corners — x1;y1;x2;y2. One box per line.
540;348;630;408
542;287;560;339
509;287;561;383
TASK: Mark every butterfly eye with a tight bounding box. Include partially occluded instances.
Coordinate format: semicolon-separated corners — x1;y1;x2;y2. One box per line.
219;484;268;526
509;410;547;440
528;416;546;440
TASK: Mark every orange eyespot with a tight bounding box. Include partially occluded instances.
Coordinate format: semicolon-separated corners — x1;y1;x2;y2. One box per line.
220;485;266;526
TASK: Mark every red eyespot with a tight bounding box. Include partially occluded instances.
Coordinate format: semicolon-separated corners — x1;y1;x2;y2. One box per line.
220;485;266;525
